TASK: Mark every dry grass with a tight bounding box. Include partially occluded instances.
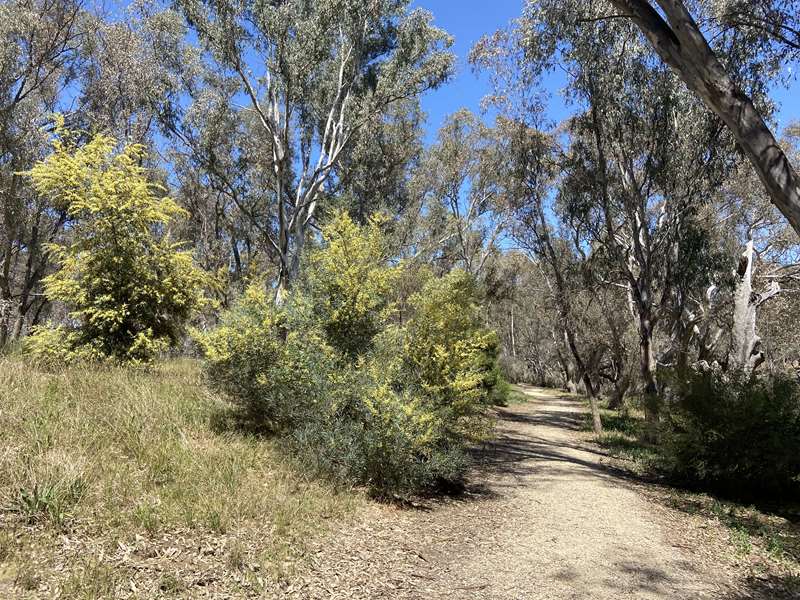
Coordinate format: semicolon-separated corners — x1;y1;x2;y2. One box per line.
504;385;531;405
658;491;800;596
0;358;360;598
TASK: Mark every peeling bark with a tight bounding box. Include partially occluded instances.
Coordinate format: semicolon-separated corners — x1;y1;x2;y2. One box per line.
610;0;800;237
728;239;781;373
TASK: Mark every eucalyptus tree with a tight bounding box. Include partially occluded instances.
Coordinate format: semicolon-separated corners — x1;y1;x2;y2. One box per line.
173;151;266;307
655;129;800;376
171;77;429;300
486;252;564;387
0;0;93;345
476;3;739;425
173;0;453;301
572;62;733;425
409;110;511;277
169;72;280;300
535;0;800;238
471;26;618;427
502;122;607;431
77;5;187;145
710;155;800;373
333;98;425;225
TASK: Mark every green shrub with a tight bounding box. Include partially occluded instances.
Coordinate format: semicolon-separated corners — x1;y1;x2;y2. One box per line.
24;126;206;364
405;270;508;418
200;213;505;494
288;324;476;493
289;391;469;493
660;370;800;500
198;285;336;430
201;289;472;493
301;212;400;359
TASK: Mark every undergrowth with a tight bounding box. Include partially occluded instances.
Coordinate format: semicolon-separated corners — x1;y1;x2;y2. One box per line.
504;386;531;406
579;402;659;475
582;396;800;590
0;358;358;597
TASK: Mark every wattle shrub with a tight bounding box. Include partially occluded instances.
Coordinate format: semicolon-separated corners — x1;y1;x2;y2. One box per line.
198;286;336;430
24;128;205;364
660;370;800;501
199;212;506;494
404;270;506;425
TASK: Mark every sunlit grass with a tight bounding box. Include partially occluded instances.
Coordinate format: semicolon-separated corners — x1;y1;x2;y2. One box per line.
0;357;359;596
579;400;659;472
505;385;531;405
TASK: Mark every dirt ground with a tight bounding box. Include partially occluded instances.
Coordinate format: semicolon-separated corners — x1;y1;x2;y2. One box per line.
270;387;763;599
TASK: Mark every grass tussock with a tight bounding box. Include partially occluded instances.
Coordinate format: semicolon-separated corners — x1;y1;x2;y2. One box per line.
504;385;531;406
0;357;359;597
580;402;659;475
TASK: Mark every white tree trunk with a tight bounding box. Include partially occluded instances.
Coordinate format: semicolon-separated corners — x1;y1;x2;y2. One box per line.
510;306;517;358
610;0;800;237
729;240;758;372
728;240;781;373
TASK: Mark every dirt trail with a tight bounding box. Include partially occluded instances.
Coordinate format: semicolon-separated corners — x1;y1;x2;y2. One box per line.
277;387;727;599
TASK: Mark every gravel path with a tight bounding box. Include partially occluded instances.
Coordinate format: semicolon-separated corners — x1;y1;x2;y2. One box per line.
277;387;727;599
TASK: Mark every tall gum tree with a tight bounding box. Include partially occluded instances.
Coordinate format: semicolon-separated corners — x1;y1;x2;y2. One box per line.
173;0;454;301
565;0;800;238
0;0;92;346
474;3;738;425
410;110;512;277
503;124;605;434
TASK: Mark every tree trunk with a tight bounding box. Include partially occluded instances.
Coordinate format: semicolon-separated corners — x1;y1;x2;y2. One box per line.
0;247;12;350
535;203;602;433
556;344;579;393
0;305;9;348
0;286;12;349
563;328;603;434
729;240;759;372
510;305;517;358
231;237;243;282
275;271;291;307
728;240;780;373
588;396;603;435
609;373;631;412
30;296;47;330
611;0;800;237
638;312;660;435
12;309;25;341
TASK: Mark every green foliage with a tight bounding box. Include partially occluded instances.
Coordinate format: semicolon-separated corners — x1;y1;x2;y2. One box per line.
201;213;506;494
405;270;508;414
303;213;400;359
24;127;206;363
12;467;87;526
199;284;337;429
505;386;530;406
661;370;800;500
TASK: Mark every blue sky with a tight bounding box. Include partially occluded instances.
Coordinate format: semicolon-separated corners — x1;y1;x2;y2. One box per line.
414;0;799;142
413;0;524;140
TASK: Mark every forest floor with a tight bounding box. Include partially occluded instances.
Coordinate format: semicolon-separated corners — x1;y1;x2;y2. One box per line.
4;367;797;598
274;386;797;599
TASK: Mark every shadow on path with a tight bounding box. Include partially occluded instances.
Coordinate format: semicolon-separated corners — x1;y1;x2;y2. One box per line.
468;392;637;488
